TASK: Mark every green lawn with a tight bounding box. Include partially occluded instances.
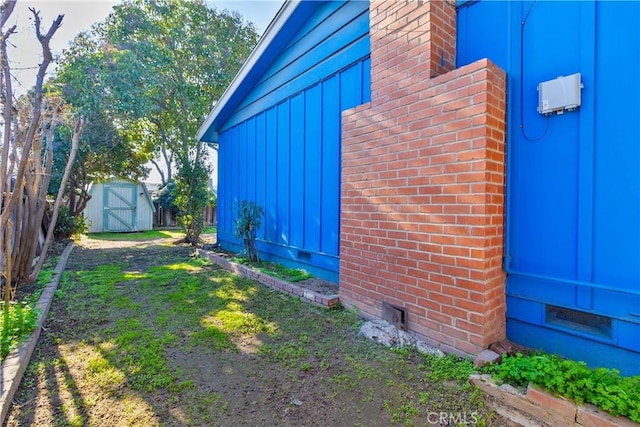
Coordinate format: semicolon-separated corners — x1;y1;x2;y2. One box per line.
87;227;216;241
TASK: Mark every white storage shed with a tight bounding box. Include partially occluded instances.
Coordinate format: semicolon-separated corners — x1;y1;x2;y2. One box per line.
84;179;155;233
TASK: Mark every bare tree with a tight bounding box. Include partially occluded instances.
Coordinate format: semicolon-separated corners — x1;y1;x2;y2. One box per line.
0;2;82;301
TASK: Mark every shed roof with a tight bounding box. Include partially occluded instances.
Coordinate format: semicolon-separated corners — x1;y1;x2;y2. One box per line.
197;0;317;143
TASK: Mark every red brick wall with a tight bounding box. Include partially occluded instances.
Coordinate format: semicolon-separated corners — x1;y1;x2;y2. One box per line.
340;0;507;355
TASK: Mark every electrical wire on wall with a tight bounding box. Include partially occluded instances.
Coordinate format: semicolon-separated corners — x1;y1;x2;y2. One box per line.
520;0;550;142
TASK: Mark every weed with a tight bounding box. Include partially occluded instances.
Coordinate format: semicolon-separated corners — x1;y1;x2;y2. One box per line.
300;362;312;372
190;325;233;350
0;302;39;359
420;353;475;384
212;302;276;335
86;352;127;391
0;259;60;361
388;402;419;424
364;386;375;402
232;258;313;283
484;353;640;422
392;346;413;358
330;373;360;391
261;341;309;367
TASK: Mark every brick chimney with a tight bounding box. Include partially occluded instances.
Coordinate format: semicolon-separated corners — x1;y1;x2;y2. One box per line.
340;0;508;355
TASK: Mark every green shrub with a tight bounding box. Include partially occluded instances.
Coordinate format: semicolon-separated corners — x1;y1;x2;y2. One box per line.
53;205;88;240
234;201;263;262
483;353;640;422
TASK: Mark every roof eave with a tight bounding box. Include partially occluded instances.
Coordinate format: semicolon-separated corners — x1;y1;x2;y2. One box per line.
196;0;300;143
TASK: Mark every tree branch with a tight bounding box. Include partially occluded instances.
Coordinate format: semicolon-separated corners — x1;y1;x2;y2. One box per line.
29;117;85;282
2;10;63;226
1;1;16;29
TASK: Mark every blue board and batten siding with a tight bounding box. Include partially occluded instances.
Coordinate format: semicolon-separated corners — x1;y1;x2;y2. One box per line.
458;1;640;374
217;1;371;281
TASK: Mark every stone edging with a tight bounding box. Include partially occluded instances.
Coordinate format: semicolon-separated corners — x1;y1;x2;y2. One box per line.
198;249;340;308
469;374;639;427
0;242;75;424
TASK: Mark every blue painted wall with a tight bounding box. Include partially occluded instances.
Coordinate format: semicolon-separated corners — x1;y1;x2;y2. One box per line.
458;1;640;375
217;1;371;281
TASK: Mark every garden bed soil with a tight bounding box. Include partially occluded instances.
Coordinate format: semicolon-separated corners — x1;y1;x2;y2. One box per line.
294;277;339;296
203;246;339;295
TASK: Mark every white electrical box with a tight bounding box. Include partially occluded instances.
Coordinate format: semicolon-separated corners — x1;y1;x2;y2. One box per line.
537;73;583;115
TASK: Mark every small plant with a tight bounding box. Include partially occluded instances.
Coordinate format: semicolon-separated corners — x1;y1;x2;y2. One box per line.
420;353;475;384
232;258;312;283
300;362;312;372
52;205;88;240
483;353;640;422
1;302;39;359
234;201;264;263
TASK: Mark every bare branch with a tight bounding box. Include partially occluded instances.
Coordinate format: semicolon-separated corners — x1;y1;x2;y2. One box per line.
3;23;15;39
0;3;16;255
1;7;66;289
3;10;64;224
29;8;64;66
1;1;16;29
30;117;86;282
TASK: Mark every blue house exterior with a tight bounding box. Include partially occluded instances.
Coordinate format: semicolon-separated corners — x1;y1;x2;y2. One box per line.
457;0;639;375
199;0;639;375
198;1;371;282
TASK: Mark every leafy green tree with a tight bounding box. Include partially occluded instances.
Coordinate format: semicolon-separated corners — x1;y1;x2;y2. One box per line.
58;0;257;184
173;147;211;246
56;0;258;238
47;104;151;217
154;181;178;214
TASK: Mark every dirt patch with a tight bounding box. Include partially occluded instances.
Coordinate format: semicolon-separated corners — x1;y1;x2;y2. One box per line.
6;234;508;426
294;277;338;296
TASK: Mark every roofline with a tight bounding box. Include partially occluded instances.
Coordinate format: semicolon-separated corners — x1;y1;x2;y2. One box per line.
196;0;300;142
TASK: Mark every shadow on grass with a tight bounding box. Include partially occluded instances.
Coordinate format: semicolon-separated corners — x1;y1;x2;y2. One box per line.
9;344;90;426
7;243;502;426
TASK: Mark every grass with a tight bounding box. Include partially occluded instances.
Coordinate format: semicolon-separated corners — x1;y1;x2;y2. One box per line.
87;226;216;242
8;243;501;426
0;256;60;361
231;257;313;282
87;229;181;241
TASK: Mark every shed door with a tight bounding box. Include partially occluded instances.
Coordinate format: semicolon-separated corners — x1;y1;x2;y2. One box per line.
103;183;138;232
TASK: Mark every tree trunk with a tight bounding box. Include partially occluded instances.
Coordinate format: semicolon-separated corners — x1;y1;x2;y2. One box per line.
1;6;64;294
29;118;84;282
150;158;166;186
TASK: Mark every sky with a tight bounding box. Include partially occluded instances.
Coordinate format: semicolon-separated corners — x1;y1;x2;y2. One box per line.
7;0;284;93
5;0;284;185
